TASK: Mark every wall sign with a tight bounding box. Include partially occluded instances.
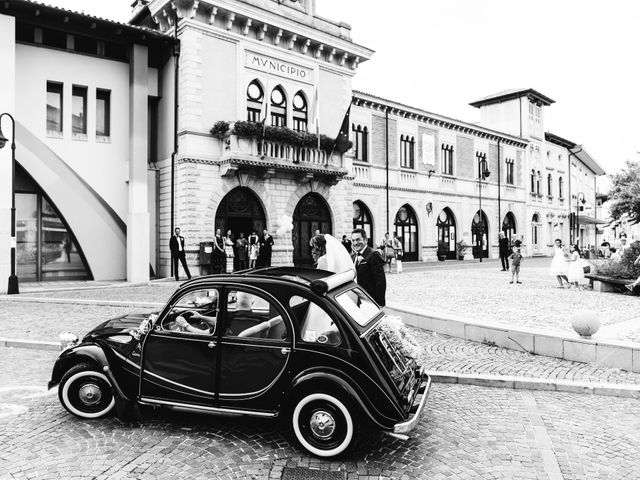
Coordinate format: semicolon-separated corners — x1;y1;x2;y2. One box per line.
246;51;313;83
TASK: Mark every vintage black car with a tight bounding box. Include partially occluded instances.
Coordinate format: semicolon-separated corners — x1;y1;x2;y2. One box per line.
49;267;430;457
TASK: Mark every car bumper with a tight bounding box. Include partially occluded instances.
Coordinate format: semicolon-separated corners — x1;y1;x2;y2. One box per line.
393;367;431;435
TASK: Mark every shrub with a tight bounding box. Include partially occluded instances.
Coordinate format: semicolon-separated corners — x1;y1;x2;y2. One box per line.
210;120;230;138
593;241;640;279
223;120;352;153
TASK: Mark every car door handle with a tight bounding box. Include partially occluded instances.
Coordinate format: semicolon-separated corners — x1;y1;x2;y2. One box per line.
208;342;215;349
281;347;290;355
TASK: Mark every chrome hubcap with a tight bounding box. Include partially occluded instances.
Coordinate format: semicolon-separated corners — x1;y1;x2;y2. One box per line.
78;383;102;406
309;410;336;439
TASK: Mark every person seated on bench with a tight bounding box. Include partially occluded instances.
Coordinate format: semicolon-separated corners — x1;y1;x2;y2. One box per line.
625;253;640;291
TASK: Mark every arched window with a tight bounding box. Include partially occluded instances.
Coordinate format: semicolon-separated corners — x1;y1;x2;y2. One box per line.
270;86;287;127
441;144;454;175
246;80;264;123
558;177;564;199
536;170;541;195
352;124;368;162
547;173;553;197
352;200;373;246
292;91;307;132
400;135;415;169
394;204;418;261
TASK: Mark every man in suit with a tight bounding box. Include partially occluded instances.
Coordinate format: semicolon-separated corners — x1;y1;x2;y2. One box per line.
498;232;510;271
169;227;192;281
351;228;386;306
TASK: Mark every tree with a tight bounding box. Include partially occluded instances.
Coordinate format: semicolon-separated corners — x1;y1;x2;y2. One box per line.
608;159;640;222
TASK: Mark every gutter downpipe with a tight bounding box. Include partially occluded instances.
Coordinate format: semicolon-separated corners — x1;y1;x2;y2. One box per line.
170;14;180;278
497;139;501;233
567;146;582;244
385;107;390;233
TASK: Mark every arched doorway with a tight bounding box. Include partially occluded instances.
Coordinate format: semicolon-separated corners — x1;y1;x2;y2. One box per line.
471;210;489;259
502;212;517;243
437;208;457;260
394;204;418;261
292;193;332;266
215;187;266;239
352;200;373;247
531;213;541;254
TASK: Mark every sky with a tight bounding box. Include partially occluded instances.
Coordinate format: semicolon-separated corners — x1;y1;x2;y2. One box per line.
43;0;639;191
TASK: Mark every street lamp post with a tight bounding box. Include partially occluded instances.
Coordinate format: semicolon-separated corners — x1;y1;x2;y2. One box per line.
476;154;491;263
0;112;19;294
575;192;585;249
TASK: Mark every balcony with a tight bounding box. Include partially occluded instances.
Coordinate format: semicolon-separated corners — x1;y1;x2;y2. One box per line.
399;170;417;187
219;135;349;184
441;176;456;191
353;164;370;182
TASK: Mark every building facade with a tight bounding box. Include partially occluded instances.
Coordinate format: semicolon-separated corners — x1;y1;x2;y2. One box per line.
0;0;606;291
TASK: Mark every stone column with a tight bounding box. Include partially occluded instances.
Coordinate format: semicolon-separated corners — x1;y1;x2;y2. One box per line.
0;14;16;293
127;44;150;282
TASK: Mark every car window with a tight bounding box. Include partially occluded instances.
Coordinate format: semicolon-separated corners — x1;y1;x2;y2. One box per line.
335;287;380;327
225;290;289;341
289;295;341;346
161;288;219;336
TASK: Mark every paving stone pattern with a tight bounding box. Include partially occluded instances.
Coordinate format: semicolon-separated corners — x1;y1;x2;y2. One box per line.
1;382;639;479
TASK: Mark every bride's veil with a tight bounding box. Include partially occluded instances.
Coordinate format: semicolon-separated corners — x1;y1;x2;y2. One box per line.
323;234;356;274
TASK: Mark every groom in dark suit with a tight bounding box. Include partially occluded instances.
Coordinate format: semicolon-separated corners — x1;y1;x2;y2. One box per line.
351;228;386;306
169;227;192;281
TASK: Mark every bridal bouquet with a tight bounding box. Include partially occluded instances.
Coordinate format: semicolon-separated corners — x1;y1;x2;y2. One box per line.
378;315;422;361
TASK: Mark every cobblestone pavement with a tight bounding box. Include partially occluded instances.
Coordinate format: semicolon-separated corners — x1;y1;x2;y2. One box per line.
1;348;639;480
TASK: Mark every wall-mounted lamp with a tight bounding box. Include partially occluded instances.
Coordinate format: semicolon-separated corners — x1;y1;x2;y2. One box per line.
427;169;435;178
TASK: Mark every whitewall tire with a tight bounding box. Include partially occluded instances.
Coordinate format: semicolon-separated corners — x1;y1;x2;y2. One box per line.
292;392;356;457
58;364;115;419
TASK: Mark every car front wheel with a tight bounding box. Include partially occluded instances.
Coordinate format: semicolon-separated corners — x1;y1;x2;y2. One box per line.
292;392;356;457
58;363;115;419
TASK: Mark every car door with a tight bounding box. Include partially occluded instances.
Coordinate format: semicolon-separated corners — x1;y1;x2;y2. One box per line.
217;285;293;412
139;287;220;408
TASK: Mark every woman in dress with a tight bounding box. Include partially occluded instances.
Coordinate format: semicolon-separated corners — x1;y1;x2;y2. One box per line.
212;228;226;274
223;229;235;273
311;233;356;275
566;243;585;289
549;238;569;288
248;230;260;269
381;232;394;273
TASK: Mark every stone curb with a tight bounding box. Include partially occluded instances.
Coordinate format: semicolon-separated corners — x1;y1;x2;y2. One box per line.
0;296;164;309
1;277;175;296
386;303;640;373
1;337;639;398
426;371;640;399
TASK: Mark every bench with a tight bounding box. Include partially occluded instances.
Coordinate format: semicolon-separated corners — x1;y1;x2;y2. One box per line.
585;274;638;294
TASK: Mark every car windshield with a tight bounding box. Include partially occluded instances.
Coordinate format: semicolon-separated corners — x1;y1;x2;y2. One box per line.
335;287;381;327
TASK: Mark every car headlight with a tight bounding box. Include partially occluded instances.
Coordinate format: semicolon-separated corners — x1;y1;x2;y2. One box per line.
59;332;79;351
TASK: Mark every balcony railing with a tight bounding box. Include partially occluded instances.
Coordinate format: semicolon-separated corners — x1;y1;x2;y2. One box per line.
220;135;349;179
399;170;416;187
441;176;456;191
353;164;370;182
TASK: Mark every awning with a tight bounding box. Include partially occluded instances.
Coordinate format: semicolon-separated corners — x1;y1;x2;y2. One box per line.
577;215;608;225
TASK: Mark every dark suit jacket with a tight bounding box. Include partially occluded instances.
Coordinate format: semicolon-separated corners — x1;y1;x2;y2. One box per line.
352;246;386;307
499;237;510;256
169;235;186;257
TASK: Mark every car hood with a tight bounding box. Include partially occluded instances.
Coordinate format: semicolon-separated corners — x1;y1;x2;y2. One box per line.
83;312;153;341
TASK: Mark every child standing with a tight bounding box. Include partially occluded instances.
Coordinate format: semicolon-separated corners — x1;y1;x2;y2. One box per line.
509;247;523;284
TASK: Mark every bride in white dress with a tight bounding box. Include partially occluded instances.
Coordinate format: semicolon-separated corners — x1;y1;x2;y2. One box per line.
311;234;356;274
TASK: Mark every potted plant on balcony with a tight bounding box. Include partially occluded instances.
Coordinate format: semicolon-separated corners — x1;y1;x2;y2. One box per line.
456;240;468;260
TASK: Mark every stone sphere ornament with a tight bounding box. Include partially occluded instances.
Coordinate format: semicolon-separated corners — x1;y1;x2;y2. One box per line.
570;310;600;338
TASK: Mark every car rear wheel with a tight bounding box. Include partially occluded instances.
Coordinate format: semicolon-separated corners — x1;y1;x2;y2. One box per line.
58;363;115;419
292;392;356;457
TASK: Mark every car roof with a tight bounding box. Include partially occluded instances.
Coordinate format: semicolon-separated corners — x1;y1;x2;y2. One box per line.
180;267;335;289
